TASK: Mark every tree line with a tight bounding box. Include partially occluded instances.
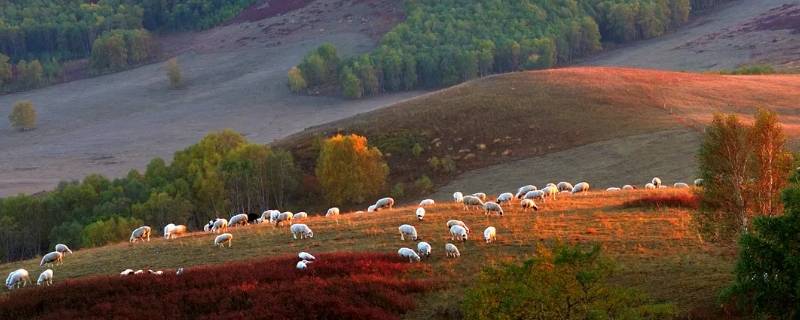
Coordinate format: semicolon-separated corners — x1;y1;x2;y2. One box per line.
0;130;389;262
289;0;736;98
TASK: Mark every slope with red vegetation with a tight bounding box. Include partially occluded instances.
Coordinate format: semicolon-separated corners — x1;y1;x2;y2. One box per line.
0;253;435;320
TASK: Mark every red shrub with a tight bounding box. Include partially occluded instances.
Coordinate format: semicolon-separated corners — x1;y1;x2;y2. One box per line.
0;252;436;319
623;192;700;210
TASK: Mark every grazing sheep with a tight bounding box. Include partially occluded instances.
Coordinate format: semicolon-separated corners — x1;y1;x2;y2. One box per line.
148;270;164;275
445;243;460;258
694;178;704;187
40;251;63;267
483;226;497;243
293;212;308;219
163;224;188;239
453;192;464;203
214;233;234;248
274;212;294;226
521;199;539;212
419;199;435;207
542;185;559;200
622;185;636;190
462;195;485;211
204;221;213;232
375;197;395;210
496;192;514;205
398;247;421;263
446;220;470;233
55;244;72;255
398;224;419;241
120;269;134;276
228;213;249;227
571;182;590;194
37;269;53;286
524;190;545;201
416;207;426;221
644;183;656;190
450;225;469;242
296;260;311;270
557;182;574;192
129;226;152;242
325;207;340;217
516;185;537;199
417;242;432;257
6;269;30;290
290;224;314;239
483;201;504;216
674;182;690;188
134;270;145;275
367;205;377;212
176;268;185;275
212;219;228;234
472;193;487;201
606;187;621;192
259;210;280;224
299;252;316;261
652;177;662;188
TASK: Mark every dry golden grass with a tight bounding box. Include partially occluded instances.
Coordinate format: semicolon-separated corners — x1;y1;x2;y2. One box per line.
0;188;735;318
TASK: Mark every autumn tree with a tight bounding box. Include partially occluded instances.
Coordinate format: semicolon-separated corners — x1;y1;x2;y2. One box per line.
697;109;793;241
16;60;43;88
287;66;307;93
8;100;37;131
166;57;183;89
315;134;389;205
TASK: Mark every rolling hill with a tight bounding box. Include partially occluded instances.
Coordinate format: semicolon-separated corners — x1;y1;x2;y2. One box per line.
0;189;733;318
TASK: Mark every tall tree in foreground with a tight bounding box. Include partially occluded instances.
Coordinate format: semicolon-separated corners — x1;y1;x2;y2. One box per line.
697;109;792;241
8;100;37;131
316;134;388;206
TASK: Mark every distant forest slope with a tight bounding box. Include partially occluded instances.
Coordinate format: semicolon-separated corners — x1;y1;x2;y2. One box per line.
289;0;735;98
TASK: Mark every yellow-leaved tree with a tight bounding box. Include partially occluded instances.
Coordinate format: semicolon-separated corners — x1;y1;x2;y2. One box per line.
315;134;388;206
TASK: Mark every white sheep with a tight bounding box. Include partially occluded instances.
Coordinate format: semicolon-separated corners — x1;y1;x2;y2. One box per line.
398;224;419;241
694;178;704;187
606;187;621;192
374;197;395;210
299;252;316;261
176;268;185;275
472;193;487;201
274;212;294;226
55;244;72;255
325;207;340;217
417;242;431;257
557;182;574;192
163;224;188;239
415;207;426;221
622;185;636;190
445;243;460;258
462;195;484;211
571;182;590;194
260;210;280;224
214;233;234;248
453;192;464;203
293;212;308;219
483;226;497;243
674;182;690;188
228;213;249;227
40;251;63;267
134;270;145;275
483;201;504;216
120;269;134;276
290;224;314;239
5;269;30;290
367;205;377;212
129;226;152;242
496;192;514;205
644;183;656;190
521;199;539;212
516;185;537;199
450;225;468;242
37;269;53;286
148;270;164;275
524;190;545;201
397;247;421;263
419;199;435;207
446;220;470;233
212;219;229;234
652;177;662;188
542;185;558;200
296;260;311;270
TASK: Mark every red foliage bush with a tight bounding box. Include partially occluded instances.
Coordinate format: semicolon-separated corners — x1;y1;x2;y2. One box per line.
0;252;435;319
623;192;700;210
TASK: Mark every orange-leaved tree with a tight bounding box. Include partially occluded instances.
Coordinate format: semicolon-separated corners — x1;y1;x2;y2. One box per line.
315;134;389;206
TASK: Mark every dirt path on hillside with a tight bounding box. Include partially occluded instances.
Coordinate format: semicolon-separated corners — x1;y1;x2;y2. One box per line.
0;0;413;196
585;0;800;70
431;129;701;200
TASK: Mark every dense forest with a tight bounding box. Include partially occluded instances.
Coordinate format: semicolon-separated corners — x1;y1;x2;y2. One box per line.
0;0;257;92
290;0;730;98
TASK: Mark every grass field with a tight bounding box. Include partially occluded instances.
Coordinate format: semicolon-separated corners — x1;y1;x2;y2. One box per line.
0;188;736;318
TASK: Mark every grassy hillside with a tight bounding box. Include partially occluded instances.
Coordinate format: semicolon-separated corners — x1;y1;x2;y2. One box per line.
0;189;735;318
278;67;800;198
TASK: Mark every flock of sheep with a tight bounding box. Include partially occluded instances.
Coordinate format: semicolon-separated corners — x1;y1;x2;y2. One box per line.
4;176;701;290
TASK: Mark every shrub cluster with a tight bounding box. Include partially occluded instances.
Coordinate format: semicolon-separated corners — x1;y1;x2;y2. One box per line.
623;192;700;210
